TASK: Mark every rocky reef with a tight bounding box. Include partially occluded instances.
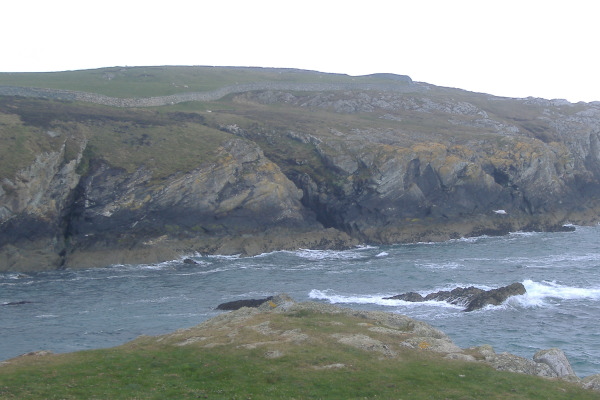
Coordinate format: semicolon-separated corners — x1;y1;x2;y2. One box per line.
1;67;600;271
385;282;527;311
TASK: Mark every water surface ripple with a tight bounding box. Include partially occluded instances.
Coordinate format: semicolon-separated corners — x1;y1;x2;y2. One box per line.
2;225;599;377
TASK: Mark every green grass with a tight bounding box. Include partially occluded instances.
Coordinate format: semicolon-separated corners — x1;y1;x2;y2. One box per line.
0;66;412;98
1;309;598;400
0;96;235;182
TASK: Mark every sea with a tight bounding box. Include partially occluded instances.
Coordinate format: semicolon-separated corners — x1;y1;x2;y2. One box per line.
2;224;599;377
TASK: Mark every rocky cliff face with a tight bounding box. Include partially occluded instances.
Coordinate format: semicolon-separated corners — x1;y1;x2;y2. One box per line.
226;88;600;243
1;70;600;271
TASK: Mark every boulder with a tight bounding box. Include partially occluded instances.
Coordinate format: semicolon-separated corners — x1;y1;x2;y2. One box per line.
485;352;556;377
533;348;577;377
582;374;600;391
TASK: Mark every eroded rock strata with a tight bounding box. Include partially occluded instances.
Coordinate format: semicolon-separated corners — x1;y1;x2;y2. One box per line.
1;68;600;271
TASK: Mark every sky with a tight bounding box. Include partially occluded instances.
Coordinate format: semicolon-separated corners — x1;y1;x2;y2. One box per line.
3;0;598;102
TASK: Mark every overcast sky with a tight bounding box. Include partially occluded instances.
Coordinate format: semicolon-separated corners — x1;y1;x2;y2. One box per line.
3;0;598;102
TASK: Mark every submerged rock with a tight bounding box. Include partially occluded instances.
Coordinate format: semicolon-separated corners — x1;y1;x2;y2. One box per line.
2;300;34;306
385;282;526;311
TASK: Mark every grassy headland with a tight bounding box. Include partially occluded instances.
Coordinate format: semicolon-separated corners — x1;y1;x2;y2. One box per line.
1;303;598;400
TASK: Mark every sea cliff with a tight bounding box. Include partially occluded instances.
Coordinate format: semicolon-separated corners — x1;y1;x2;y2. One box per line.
1;67;600;271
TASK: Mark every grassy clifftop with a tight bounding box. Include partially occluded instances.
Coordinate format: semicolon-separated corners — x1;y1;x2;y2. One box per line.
1;299;598;399
0;66;411;98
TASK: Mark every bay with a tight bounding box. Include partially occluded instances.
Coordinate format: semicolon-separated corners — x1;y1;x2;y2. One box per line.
1;225;599;377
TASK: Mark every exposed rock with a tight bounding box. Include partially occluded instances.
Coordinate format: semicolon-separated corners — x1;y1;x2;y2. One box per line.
426;286;485;305
485;352;557;377
400;336;463;354
464;283;527;311
533;348;577;378
216;296;274;311
258;293;296;311
471;344;496;359
194;295;593;387
182;258;198;265
332;333;397;357
2;68;600;271
582;374;600;391
390;292;425;302
445;353;477;362
264;350;284;359
384;283;526;311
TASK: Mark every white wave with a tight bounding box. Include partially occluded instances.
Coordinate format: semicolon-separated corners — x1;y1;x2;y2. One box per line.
293;249;369;261
129;295;189;304
449;235;490;243
35;314;59;318
413;235;490;246
499;253;600;268
206;254;241;260
375;252;389;257
415;283;495;294
247;247;381;259
516;279;600;307
355;245;380;250
308;289;462;309
508;231;539;237
416;261;464;270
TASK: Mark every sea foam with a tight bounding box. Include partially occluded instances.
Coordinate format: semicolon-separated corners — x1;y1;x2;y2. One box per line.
515;279;600;308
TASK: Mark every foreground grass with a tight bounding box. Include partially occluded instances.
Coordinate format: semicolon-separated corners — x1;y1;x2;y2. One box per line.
1;310;598;400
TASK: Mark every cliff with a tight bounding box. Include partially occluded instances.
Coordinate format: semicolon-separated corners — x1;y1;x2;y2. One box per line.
1;67;600;271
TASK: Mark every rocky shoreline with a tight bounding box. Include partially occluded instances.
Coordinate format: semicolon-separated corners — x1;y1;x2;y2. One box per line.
202;294;600;391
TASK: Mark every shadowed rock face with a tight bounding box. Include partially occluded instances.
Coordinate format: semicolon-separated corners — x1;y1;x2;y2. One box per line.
216;297;274;311
385;283;526;311
1;68;600;271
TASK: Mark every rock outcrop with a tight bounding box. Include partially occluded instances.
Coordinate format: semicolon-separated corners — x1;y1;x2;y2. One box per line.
384;283;526;311
1;67;600;271
198;295;589;386
216;296;274;310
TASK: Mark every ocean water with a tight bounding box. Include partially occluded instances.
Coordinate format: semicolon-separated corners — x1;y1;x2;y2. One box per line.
1;225;599;377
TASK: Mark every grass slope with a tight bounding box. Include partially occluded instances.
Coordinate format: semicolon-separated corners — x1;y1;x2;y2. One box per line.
1;307;597;400
0;66;409;98
0;96;234;182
